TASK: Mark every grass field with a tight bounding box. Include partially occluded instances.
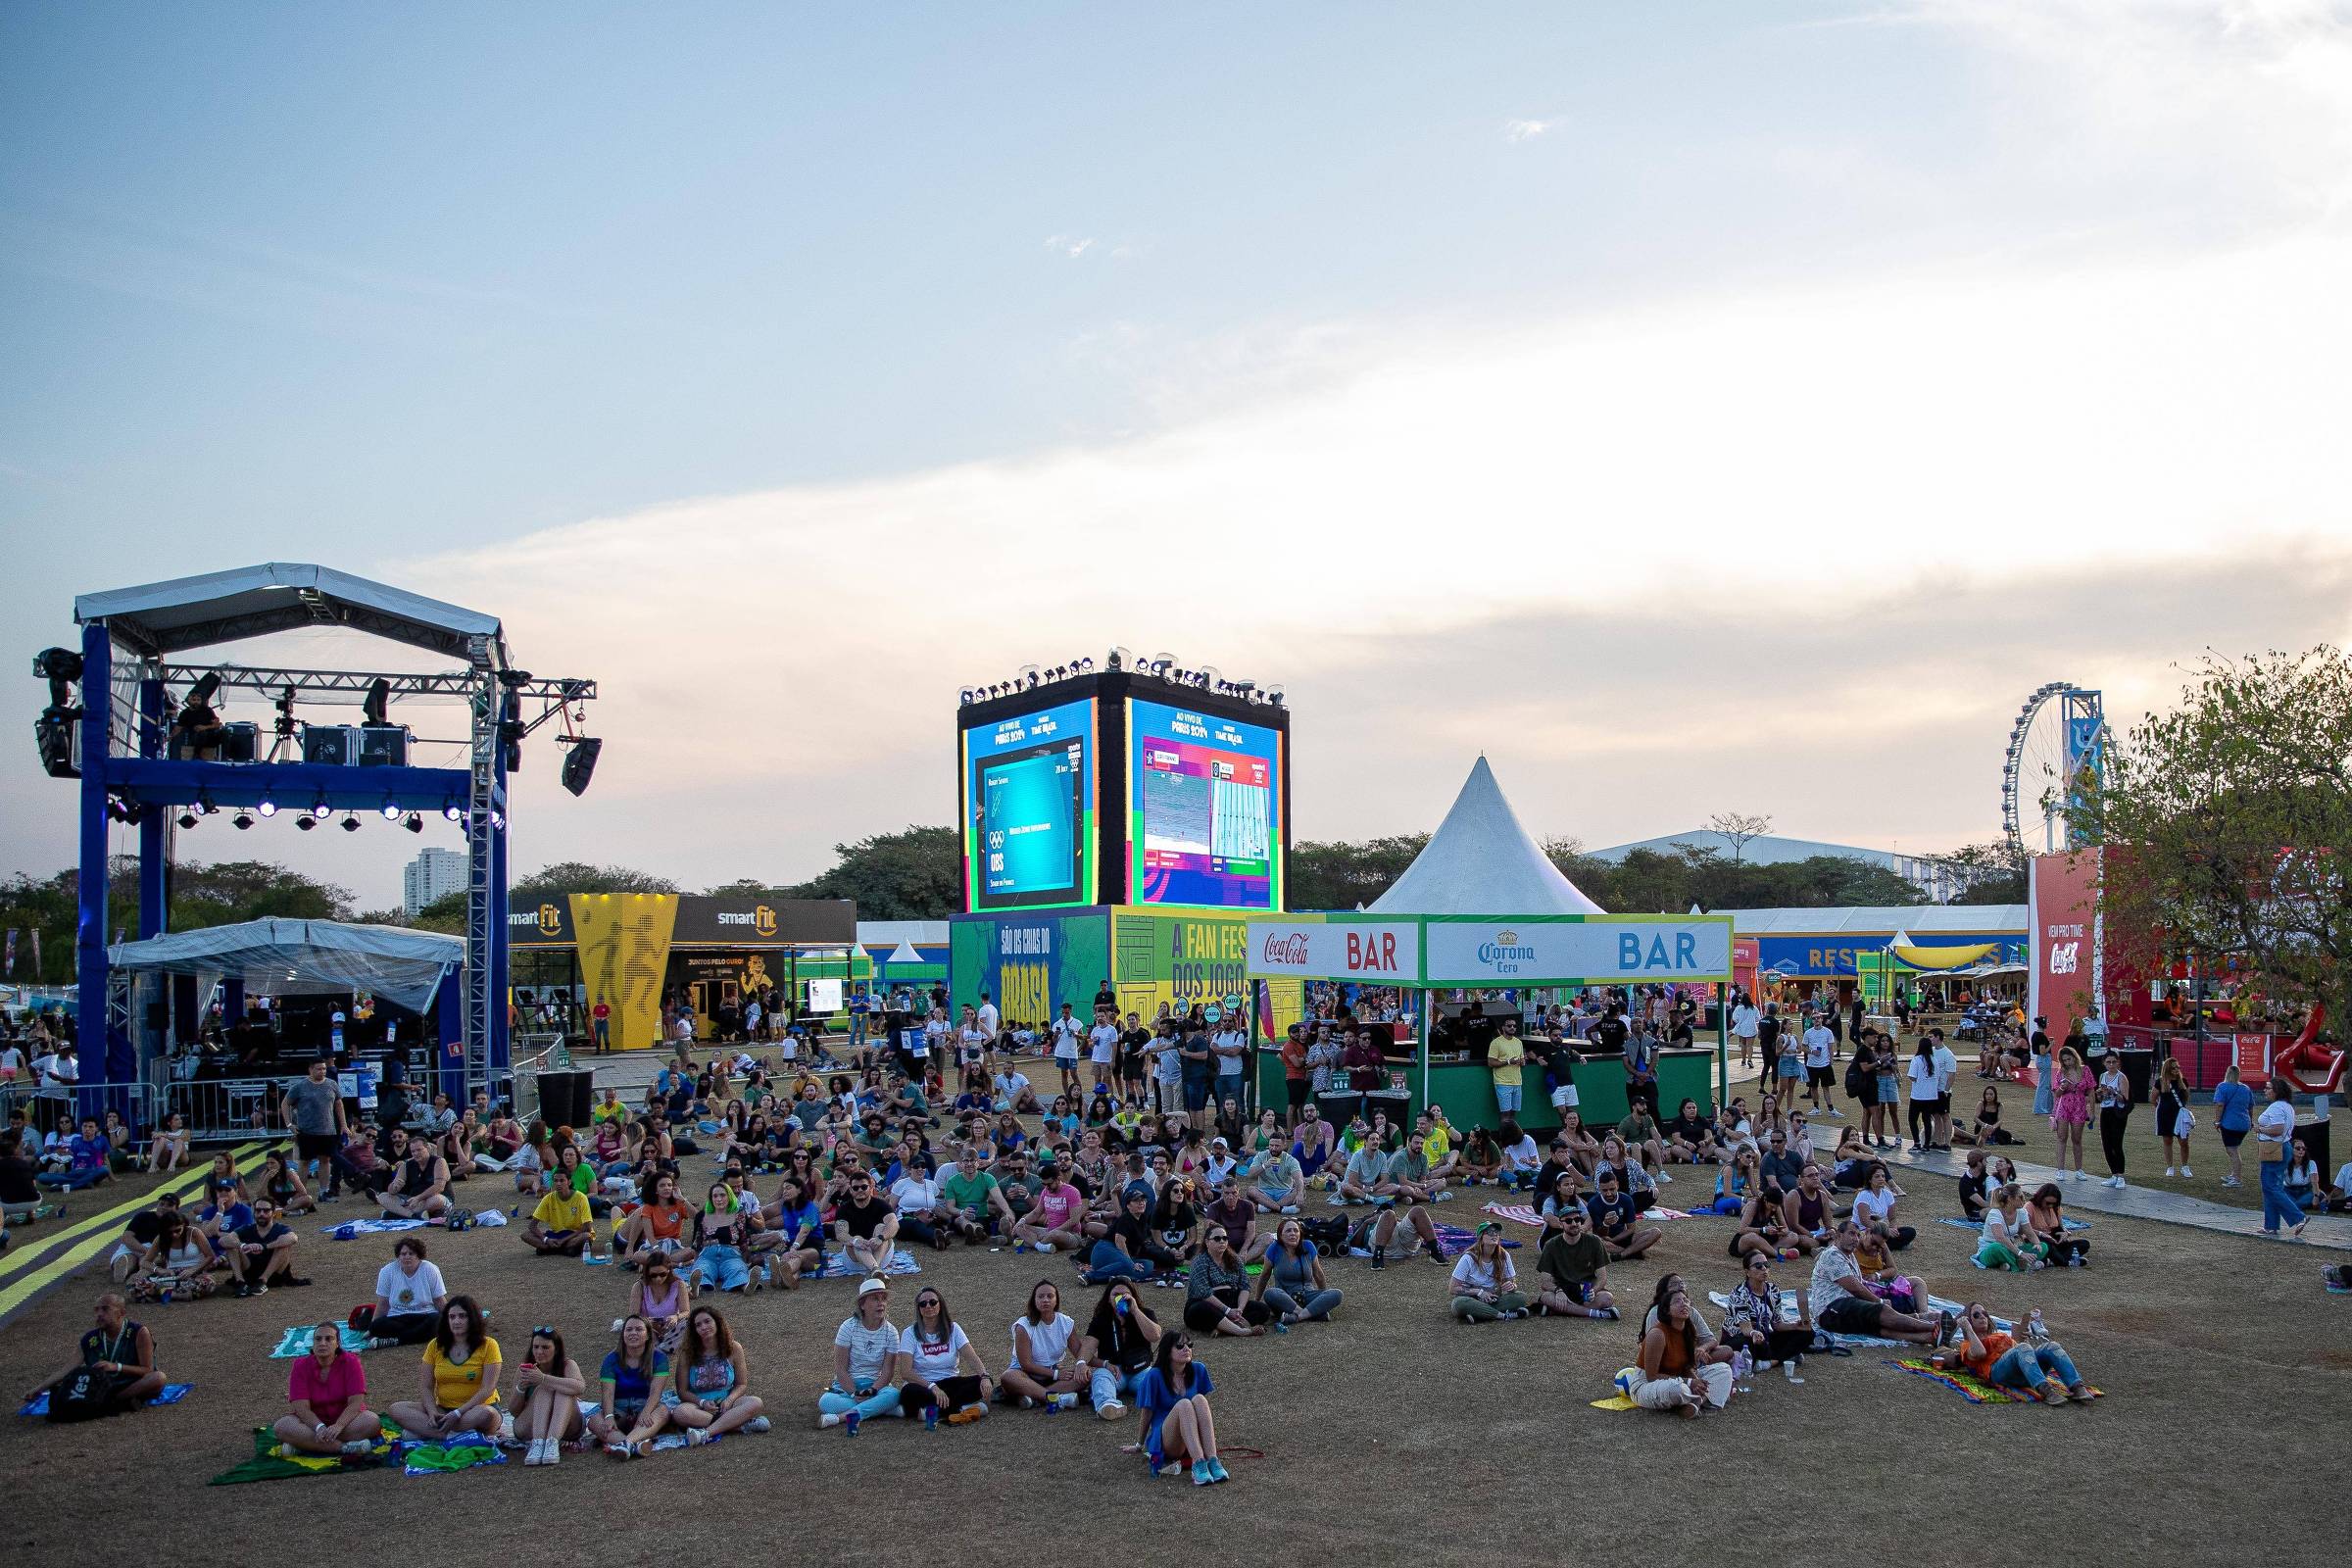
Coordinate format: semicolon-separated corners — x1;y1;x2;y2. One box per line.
1;1063;2346;1565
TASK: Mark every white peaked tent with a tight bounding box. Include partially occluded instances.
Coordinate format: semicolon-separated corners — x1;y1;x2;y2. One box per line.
1369;756;1605;916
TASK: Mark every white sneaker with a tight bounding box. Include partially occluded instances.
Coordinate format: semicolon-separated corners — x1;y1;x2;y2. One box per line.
2180;1166;2192;1178
2109;1175;2127;1189
541;1437;561;1466
1098;1398;1126;1420
2165;1166;2177;1177
1053;1392;1080;1410
819;1412;844;1429
1035;1242;1054;1253
522;1438;547;1466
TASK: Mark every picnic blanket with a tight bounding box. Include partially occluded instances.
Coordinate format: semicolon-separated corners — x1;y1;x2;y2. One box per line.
2327;1276;2352;1296
816;1248;920;1279
270;1324;377;1359
1706;1292;2004;1349
1939;1215;2089;1234
399;1436;509;1476
209;1426;393;1486
1885;1356;2101;1404
1588;1394;1642;1412
320;1217;430;1240
19;1382;192;1417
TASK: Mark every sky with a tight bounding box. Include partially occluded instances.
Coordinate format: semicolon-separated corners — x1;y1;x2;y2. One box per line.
4;1;2350;911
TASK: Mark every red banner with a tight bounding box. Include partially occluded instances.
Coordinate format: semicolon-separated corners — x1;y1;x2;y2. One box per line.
2029;852;2101;1032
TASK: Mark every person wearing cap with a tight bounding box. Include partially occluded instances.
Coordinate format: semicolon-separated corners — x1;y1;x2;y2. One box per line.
1447;1222;1529;1322
819;1278;904;1433
1532;1204;1618;1320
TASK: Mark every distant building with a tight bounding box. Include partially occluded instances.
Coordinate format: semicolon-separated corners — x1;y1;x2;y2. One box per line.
402;847;467;919
1586;830;1973;903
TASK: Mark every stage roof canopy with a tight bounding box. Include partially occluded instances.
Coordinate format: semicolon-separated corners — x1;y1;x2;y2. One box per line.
75;563;507;666
1368;757;1606;917
106;917;462;1013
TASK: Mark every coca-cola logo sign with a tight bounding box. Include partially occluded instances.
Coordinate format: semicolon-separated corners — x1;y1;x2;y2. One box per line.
1260;931;1311;965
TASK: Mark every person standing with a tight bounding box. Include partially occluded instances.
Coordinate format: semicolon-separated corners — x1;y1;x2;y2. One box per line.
2253;1076;2310;1240
1801;1015;1838;1115
283;1057;351;1201
1731;996;1761;1071
2093;1052;2132;1189
1487;1017;1527;1120
1930;1030;1960;1151
1210;1013;1248;1116
2212;1063;2254;1189
1088;1009;1122;1099
2155;1056;2194;1179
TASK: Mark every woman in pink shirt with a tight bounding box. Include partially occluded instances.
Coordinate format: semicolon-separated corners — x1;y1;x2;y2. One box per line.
272;1321;381;1456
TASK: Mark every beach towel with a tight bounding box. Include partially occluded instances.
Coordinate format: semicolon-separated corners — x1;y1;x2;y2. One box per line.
816;1248;920;1279
208;1426;392;1486
1886;1356;2101;1404
2326;1277;2352;1296
270;1324;377;1359
1588;1394;1642;1412
399;1436;509;1476
19;1382;192;1417
1484;1200;1691;1228
1705;1291;2002;1348
1939;1215;2088;1234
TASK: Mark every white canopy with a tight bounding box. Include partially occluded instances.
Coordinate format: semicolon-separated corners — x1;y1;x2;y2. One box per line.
76;562;507;666
1368;757;1605;917
884;940;923;965
106;917;462;1012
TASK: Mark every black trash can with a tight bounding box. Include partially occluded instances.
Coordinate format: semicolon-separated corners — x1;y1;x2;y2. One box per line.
538;1068;594;1129
2111;1049;2154;1105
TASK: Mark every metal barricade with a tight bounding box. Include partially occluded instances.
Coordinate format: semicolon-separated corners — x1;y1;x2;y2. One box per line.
166;1074;300;1145
1;1078;163;1138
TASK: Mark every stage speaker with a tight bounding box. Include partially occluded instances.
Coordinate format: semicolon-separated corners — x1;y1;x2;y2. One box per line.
219;721;260;762
358;725;410;766
537;1068;595;1130
302;724;357;766
561;737;601;797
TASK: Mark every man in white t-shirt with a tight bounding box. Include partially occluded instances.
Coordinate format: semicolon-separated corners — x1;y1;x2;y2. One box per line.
1086;1013;1121;1095
1049;1005;1085;1099
1930;1033;1959;1150
1210;1018;1249;1109
1731;1001;1761;1068
1801;1019;1838;1115
976;993;1001;1038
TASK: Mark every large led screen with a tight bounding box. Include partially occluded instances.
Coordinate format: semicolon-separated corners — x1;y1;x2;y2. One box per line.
1128;698;1283;908
962;699;1096;911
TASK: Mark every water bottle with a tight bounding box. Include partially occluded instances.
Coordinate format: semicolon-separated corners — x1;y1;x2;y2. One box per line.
2026;1308;2048;1344
923;1404;939;1431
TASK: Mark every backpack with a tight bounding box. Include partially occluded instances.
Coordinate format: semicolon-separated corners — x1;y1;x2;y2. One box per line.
44;1365;135;1424
1303;1215;1351;1250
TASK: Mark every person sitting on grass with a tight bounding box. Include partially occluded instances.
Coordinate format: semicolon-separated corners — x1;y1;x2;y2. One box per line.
1134;1331;1227;1485
1662;1099;1720;1166
668;1304;765;1445
1615;1103;1671;1180
512;1325;589;1466
35;1116;111;1193
1454;1127;1503;1187
257;1150;317;1217
1632;1287;1734;1417
2024;1183;2091;1266
375;1128;452;1221
1781;1161;1838;1246
1808;1221;1949;1346
131;1209;220;1301
1448;1221;1530;1322
1496;1119;1544;1192
1958;1149;1993;1221
762;1174;826;1288
224;1196;306;1297
386;1296;502;1441
1079;1277;1162;1419
1584;1169;1662;1263
1247;1140;1306;1214
1013;1159;1089;1254
1943;1301;2095;1403
146;1111;194;1175
1532;1203;1619;1321
899;1286;993;1424
1720;1251;1811;1384
832;1170;900;1277
1849;1164;1916;1250
942;1145;1015;1245
361;1237;446;1345
588;1314;672;1458
1184;1225;1273;1337
629;1253;693;1355
522;1165;595;1256
1253;1217;1343;1325
1593;1134;1662;1212
273;1320;381;1456
1974;1185;2049;1271
1002;1279;1088;1409
29;1293;163;1419
820;1277;905;1434
613;1170;696;1269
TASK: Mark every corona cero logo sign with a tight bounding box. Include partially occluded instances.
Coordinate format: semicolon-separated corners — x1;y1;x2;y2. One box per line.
537;903;562;935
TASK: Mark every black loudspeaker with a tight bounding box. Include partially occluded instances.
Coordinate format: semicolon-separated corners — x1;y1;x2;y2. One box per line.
537;1068;595;1130
303;725;357;765
219;721;260;761
561;737;601;797
358;725;410;766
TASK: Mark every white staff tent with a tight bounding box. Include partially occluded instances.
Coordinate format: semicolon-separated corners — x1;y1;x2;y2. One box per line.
106;917;462;1013
1368;757;1606;916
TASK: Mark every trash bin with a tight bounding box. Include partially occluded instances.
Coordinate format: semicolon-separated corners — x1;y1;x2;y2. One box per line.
537;1068;594;1129
2295;1116;2331;1186
2112;1049;2154;1105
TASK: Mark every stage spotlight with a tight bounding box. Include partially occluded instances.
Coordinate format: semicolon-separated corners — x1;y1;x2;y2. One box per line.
380;799;402;821
297;815;318;832
489;808;506;829
403;813;423;833
363;676;391;727
176;808;198;830
32;647;83;683
233;811;254;830
561;736;602;798
442;802;464;822
309;801;332;820
339;814;361;833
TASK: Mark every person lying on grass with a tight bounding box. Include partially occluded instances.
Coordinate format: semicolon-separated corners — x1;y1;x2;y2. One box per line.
1938;1301;2095;1404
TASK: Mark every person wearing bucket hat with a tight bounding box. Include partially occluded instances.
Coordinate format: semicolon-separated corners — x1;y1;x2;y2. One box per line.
819;1278;904;1435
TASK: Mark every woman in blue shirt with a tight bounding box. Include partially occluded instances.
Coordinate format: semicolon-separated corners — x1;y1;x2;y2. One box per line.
1132;1332;1227;1485
2211;1064;2254;1190
765;1175;827;1289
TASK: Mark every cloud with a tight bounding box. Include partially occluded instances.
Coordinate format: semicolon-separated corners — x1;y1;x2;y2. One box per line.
401;229;2352;888
1044;234;1096;259
1501;117;1558;142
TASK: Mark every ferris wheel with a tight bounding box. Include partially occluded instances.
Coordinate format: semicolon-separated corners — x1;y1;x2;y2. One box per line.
2001;683;2104;858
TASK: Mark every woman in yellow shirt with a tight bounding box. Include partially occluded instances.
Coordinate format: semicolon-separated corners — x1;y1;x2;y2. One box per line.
386;1296;503;1439
523;1167;596;1255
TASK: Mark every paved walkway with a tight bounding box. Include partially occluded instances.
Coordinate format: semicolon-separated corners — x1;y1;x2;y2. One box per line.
1856;1123;2352;1251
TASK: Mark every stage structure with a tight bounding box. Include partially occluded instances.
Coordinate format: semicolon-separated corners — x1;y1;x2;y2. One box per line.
37;564;600;1101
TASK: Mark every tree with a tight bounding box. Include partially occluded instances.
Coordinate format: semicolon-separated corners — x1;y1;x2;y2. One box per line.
1287;835;1430;911
788;826;960;920
2072;647;2352;1030
1933;841;2029;906
511;862;678;898
1706;811;1774;866
0;858;355;982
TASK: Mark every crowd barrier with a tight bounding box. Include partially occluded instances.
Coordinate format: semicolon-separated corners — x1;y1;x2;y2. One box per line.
1;1079;162;1137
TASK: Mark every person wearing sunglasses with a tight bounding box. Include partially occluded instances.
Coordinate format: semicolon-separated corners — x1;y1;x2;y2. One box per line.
1184;1225;1273;1336
512;1324;588;1466
1134;1332;1228;1485
832;1171;899;1278
899;1287;993;1424
1942;1301;2094;1404
1720;1251;1811;1384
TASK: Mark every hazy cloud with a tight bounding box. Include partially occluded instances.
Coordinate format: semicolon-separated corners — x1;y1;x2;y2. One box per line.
1044;234;1096;259
1502;117;1558;142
